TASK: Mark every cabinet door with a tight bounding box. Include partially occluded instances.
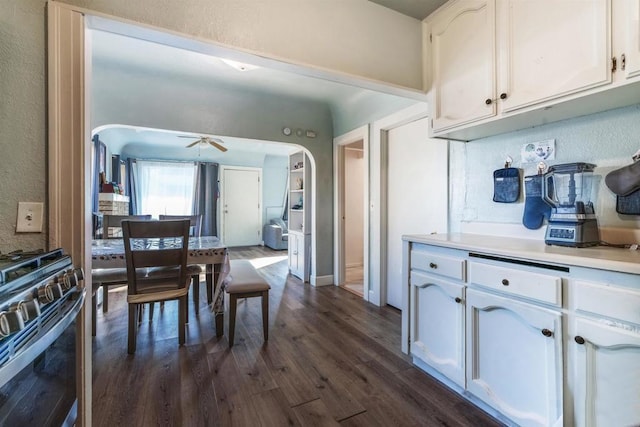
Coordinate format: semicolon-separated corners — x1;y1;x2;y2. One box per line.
410;271;465;387
622;0;640;79
429;0;496;131
466;289;563;427
498;0;610;112
569;317;640;427
288;233;300;276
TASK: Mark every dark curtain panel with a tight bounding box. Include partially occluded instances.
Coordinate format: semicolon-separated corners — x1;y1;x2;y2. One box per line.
193;162;219;237
91;134;101;213
127;158;138;214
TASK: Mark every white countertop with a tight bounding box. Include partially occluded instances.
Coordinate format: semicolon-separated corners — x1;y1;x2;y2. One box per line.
403;233;640;275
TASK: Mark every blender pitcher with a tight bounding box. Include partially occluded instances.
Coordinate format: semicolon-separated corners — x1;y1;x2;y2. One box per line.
542;162;600;247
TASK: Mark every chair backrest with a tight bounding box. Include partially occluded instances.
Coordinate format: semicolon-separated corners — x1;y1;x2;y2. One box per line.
159;214;202;237
270;218;288;233
103;214;152;239
121;219;191;297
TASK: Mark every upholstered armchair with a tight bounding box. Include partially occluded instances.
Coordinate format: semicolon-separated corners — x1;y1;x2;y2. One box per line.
263;218;288;250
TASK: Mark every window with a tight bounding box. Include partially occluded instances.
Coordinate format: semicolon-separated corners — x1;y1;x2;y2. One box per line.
135;161;197;218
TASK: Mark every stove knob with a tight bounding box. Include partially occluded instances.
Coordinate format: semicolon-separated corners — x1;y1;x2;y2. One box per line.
57;273;71;291
50;282;64;300
37;283;55;304
0;313;9;337
64;269;78;288
73;267;84;281
10;300;41;321
0;309;25;335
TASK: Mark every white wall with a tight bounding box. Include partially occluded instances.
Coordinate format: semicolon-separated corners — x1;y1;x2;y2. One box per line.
451;103;640;234
262;155;289;225
386;117;448;308
344;148;364;267
64;0;424;90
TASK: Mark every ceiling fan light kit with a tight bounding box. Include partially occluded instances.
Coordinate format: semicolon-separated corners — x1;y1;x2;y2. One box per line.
178;135;228;152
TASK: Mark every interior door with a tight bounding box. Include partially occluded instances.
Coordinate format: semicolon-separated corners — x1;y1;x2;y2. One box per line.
386;118;448;308
222;167;261;247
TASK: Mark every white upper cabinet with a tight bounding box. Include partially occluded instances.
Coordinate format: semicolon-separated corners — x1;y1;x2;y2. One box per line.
425;0;640;140
497;0;610;112
615;0;640;79
429;0;496;131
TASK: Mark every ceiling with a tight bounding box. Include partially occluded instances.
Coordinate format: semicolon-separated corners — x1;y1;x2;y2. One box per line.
91;0;438;161
368;0;447;20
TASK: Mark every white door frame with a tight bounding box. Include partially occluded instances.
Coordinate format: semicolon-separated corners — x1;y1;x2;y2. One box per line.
219;165;263;247
369;103;430;306
333;125;369;300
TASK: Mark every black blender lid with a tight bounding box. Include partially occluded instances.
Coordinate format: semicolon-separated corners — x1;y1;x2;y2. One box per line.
547;162;596;173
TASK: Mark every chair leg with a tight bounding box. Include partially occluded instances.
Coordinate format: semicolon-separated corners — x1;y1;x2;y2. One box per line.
192;274;200;316
128;304;137;354
103;284;109;313
92;291;97;337
149;302;154;321
261;290;269;342
178;296;187;346
228;294;237;348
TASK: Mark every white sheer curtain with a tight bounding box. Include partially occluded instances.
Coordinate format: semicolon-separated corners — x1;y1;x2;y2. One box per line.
135;160;197;218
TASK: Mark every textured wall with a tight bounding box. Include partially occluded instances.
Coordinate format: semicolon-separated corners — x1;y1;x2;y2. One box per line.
62;0;424;90
0;0;48;252
451;103;640;233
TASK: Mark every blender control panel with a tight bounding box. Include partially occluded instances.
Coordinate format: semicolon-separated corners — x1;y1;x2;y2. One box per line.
549;227;576;240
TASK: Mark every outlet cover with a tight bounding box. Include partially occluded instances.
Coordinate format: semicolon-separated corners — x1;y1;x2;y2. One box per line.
16;202;44;233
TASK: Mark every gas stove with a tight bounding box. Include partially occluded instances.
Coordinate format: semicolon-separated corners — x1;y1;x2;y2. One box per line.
0;248;84;384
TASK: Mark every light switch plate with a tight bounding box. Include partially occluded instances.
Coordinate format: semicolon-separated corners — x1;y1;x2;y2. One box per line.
16;202;44;233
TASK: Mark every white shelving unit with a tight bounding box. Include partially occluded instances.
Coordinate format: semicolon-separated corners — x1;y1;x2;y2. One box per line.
288;151;311;282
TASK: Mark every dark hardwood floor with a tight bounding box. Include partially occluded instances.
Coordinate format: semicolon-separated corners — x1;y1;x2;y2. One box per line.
92;246;503;426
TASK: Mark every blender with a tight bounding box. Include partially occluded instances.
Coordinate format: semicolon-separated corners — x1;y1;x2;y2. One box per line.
542;162;600;247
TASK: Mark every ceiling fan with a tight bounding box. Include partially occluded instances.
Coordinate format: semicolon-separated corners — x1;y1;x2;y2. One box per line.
178;135;228;152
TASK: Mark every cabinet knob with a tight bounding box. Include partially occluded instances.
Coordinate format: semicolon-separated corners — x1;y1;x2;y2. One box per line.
574;336;585;345
500;92;508;100
454;297;462;303
429;262;437;269
485;98;492;105
501;279;509;286
541;328;553;337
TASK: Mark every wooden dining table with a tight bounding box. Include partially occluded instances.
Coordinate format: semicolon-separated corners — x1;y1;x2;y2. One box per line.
91;235;229;336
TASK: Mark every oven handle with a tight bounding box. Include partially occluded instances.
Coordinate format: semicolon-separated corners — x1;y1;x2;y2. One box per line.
0;288;86;389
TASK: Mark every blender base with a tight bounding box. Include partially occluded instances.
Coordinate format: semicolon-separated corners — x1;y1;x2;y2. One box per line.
545;219;600;247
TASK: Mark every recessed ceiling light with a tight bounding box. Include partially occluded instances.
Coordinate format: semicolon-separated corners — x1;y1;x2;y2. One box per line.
220;58;260;72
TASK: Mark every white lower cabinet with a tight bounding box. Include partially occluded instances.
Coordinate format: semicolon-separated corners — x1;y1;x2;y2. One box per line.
568;318;640;426
465;288;563;427
404;238;640;427
410;271;465;387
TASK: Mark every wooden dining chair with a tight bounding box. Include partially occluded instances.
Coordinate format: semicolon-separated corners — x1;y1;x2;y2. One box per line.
122;219;192;354
159;214;202;237
159;214;205;314
91;214;152;336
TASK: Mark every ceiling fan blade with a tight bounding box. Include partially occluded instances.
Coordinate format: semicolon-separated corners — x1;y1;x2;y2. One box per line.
208;140;228;152
177;135;198;139
185;140;200;148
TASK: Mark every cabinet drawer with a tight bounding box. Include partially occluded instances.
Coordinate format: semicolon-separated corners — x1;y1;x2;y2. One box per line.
469;261;561;306
572;280;640;326
411;249;465;281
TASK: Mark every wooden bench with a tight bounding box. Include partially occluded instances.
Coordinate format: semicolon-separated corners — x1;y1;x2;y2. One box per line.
225;260;271;347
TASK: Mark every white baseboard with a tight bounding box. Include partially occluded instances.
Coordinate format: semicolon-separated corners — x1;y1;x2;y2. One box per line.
311;274;334;287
